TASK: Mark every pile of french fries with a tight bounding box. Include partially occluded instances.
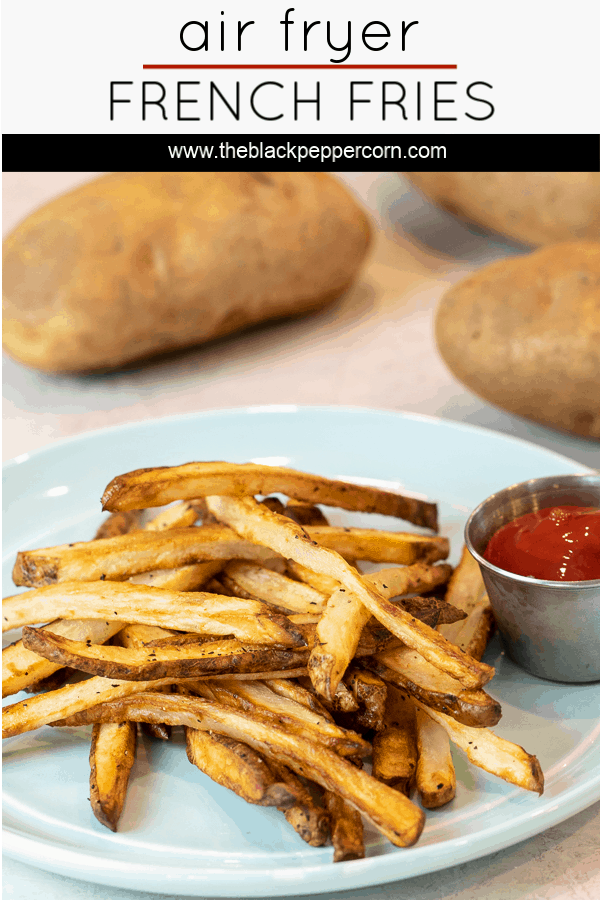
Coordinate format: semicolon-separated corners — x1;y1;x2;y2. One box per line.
2;461;544;860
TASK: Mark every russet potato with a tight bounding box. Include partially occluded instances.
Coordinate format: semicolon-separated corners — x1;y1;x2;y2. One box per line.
435;242;600;439
3;172;371;372
405;172;600;247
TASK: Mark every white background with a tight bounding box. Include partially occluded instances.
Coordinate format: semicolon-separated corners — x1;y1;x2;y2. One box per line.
2;0;600;134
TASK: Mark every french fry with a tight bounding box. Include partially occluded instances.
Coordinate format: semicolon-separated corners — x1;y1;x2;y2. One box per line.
21;628;309;681
144;501;202;531
324;791;365;861
205;495;492;690
309;563;454;701
89;721;137;830
129;561;224;592
268;762;330;847
286;560;340;596
192;679;370;758
185;725;299;808
3;582;305;647
25;666;79;694
94;510;143;539
440;548;496;660
3;618;124;698
345;668;388;732
265;678;334;722
221;561;326;614
364;646;502;728
50;691;426;847
2;675;183;738
413;701;544;794
372;687;417;796
101;461;439;530
12;525;280;587
303;526;449;564
284;500;330;527
415;706;456;808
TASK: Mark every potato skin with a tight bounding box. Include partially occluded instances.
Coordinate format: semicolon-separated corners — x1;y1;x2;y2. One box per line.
3;172;371;372
435;242;600;440
405;172;600;247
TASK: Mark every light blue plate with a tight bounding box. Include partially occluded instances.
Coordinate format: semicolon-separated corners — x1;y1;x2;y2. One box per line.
3;406;599;897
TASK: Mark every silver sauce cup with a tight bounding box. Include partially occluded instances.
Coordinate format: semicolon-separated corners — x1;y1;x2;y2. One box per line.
465;474;600;683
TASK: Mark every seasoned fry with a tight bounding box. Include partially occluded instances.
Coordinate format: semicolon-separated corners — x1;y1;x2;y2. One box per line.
89;721;137;830
144;501;202;531
2;675;182;738
129;561;224;592
185;727;298;807
324;791;365;861
265;678;334;722
286;560;340;596
12;525;280;587
415;706;456;808
25;666;78;694
284;500;330;526
3;582;305;647
372;687;417;795
309;563;454;701
345;668;387;732
221;561;326;614
192;679;370;758
51;691;426;847
205;495;492;690
101;461;439;530
268;763;330;846
440;547;495;657
3;618;124;698
115;624;180;648
94;510;143;539
21;628;309;681
414;701;544;794
364;646;502;728
303;526;449;564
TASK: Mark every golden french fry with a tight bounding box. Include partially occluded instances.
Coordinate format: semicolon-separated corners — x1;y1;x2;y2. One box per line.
3;582;305;647
144;501;202;531
89;721;137;830
21;628;309;681
372;687;417;795
309;563;453;701
94;510;143;539
205;496;492;690
286;560;341;596
415;706;456;808
268;762;330;847
101;461;438;530
3;618;124;698
365;645;502;728
284;500;330;527
440;547;495;658
12;524;280;587
414;701;544;794
192;679;369;758
304;526;449;564
265;678;334;722
221;561;326;614
50;691;426;847
129;561;224;592
185;726;299;807
2;675;182;738
324;791;365;862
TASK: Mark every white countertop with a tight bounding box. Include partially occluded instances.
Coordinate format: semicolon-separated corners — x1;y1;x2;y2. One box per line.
3;172;599;900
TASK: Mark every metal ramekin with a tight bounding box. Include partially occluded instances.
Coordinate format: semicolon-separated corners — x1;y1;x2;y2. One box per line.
465;473;600;683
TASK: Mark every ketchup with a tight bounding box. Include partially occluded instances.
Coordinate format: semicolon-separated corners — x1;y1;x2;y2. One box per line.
483;505;600;581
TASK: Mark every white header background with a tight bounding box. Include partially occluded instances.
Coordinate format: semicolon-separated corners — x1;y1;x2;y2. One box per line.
2;0;599;134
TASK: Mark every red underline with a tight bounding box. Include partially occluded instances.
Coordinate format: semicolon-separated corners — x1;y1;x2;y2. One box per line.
142;64;457;70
